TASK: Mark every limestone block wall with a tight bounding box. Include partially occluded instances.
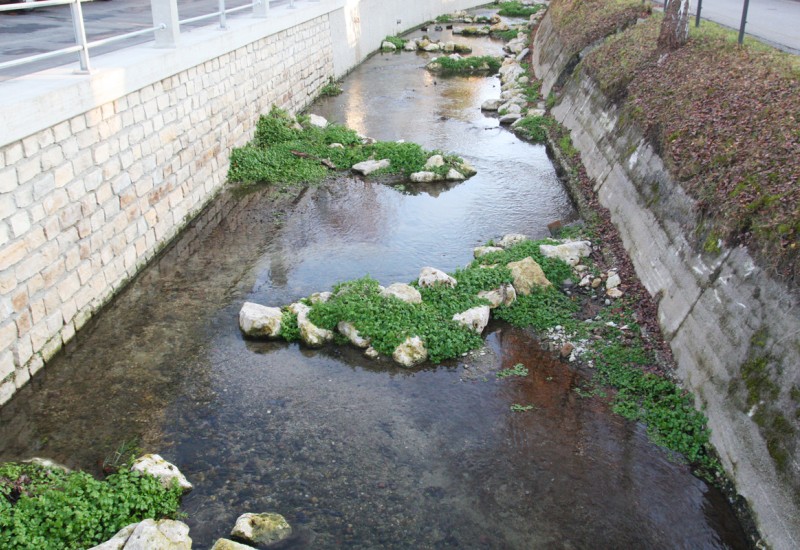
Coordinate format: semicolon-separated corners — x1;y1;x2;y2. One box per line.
535;11;800;548
0;11;335;405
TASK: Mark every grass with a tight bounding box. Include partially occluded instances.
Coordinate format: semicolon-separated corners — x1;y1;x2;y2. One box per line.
382;35;406;49
493;28;523;41
427;55;502;74
513;115;552;143
497;1;544;18
580;10;800;282
228;106;471;186
318;79;343;97
0;461;182;549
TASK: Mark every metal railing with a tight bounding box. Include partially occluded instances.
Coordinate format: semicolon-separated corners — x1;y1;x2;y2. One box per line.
0;0;270;74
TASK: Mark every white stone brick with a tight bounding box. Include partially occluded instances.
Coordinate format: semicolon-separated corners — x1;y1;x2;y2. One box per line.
9;211;30;238
0;167;16;194
4;143;23;165
22;135;39;157
0;193;14;221
53;121;71;141
54;162;75;189
40;145;64;171
0;349;15;381
16;157;41;186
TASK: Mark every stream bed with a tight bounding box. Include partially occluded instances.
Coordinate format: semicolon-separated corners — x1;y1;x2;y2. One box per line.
0;18;750;549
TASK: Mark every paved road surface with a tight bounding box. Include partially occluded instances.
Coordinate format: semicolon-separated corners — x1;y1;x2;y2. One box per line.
692;0;800;53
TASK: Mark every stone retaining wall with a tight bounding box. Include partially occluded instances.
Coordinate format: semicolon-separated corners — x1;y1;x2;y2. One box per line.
535;11;800;549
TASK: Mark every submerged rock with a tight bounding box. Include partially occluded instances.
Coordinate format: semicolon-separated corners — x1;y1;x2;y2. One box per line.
393;336;428;367
231;512;292;546
211;540;252;550
352;159;390;176
446;168;465;181
418;267;457;288
507;257;551;295
131;454;193;493
452;305;491;334
410;171;440;183
239;302;282;338
539;240;592;266
458;160;477;177
481;98;503;111
380;282;422;304
499;113;522;125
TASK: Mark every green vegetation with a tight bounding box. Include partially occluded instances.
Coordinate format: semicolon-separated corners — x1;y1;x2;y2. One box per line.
435;14;453;23
228;107;469;186
497;1;543;18
428;55;502;74
0;462;182;550
493;28;523;42
511;404;536;412
382;35;406;49
497;363;529;378
512;115;552;143
318;79;343;97
580;12;800;279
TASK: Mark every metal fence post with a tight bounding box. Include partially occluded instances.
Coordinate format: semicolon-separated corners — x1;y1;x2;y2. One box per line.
253;0;269;18
738;0;750;44
151;0;180;47
69;0;91;72
695;0;702;27
219;0;227;29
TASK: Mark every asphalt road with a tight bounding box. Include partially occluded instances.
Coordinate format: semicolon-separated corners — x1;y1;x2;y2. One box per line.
692;0;800;53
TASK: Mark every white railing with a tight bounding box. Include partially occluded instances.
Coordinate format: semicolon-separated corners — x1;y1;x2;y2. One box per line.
0;0;271;73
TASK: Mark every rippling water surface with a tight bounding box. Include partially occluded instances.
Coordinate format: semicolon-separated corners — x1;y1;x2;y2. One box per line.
0;21;749;550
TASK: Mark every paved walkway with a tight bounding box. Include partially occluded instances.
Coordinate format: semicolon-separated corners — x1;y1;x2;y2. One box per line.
692;0;800;54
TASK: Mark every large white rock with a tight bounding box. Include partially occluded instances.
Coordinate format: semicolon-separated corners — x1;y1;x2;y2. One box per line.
418;267;457;288
403;39;418;51
474;246;504;258
499;113;522;125
239;302;282;338
307;114;328;128
381;40;397;51
458;160;477;176
352;159;390;176
89;523;138;550
423;42;441;52
109;519;191;550
606;272;621;289
131;454;192;493
539;240;592;266
289;302;334;347
211;540;253;550
231;512;292;546
452;305;491;334
506;257;551;295
380;283;422;304
481;98;503;111
478;284;517;308
424;154;445;169
498;233;528;248
392;336;428;367
410;171;440;183
309;291;332;304
446;169;465;181
442;41;456;52
337;321;370;348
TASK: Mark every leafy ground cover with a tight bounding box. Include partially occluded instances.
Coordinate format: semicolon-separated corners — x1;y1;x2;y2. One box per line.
228;107;468;186
581;15;800;281
427;55;502;74
0;462;182;549
497;1;544;18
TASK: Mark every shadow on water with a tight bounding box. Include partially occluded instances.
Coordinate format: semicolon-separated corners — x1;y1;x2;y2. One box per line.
0;20;750;550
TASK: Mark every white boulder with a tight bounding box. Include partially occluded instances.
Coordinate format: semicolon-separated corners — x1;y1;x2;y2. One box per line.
506;257;551;295
606;272;621;289
410;171;440;183
131;454;192;493
380;283;422;304
424;155;445;169
381;40;397;51
392;336;428;367
91;520;191;550
231;512;292;546
337;321;370;348
474;246;504;258
539;240;592;266
481;98;503;111
239;302;283;338
418;267;457;288
352;158;390;175
446;169;465;181
403;39;418;51
498;233;528;248
478;284;517;308
307;114;328;128
452;305;491;334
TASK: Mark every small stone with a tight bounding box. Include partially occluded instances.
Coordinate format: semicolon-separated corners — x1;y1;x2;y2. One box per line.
498;233;527;248
329;143;344;149
352;159;391;176
547;220;563;235
560;342;574;359
539;240;592;266
131;455;192;493
477;284;517;308
409;171;439;183
424;154;445;169
231;513;292;546
307;114;328;128
574;264;588;273
591;278;602;289
606;273;621;289
309;291;332;304
393;336;428;367
499;113;522;125
403;39;418;51
606;288;624;299
239;302;282;338
364;347;380;359
381;40;397;51
458;160;477;176
446;168;465;180
120;519;191;550
423;42;441;52
579;275;592;287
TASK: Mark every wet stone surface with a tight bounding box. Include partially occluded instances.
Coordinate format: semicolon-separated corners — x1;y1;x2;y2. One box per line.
0;18;750;550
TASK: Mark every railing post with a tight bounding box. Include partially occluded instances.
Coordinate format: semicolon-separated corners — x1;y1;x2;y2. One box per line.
289;0;296;9
151;0;180;47
695;0;702;27
738;0;750;44
69;0;91;73
253;0;269;18
219;0;227;29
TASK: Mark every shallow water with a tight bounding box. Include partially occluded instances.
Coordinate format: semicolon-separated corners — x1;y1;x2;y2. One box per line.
0;21;749;550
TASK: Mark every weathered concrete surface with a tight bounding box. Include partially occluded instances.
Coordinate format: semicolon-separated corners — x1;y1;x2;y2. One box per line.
538;11;800;548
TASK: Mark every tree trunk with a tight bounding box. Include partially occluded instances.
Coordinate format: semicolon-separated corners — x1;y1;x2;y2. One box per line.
658;0;691;51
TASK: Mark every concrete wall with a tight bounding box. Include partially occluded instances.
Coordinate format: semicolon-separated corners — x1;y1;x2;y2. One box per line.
0;0;483;406
535;12;800;549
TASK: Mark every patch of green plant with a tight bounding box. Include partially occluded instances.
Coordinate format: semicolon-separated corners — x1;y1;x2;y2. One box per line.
279;310;300;342
383;35;406;49
510;403;535;412
319;79;343;97
558;134;579;158
0;462;182;550
435;14;453;23
497;363;529;378
429;55;502;74
471;239;575;286
497;1;543;17
493;28;522;42
228;107;470;185
495;286;580;332
513;115;552;143
545;92;557;110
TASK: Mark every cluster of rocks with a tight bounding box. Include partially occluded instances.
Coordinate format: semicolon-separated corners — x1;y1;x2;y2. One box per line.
87;454;292;550
577;267;625;299
352;153;477;183
381;37;472;54
240;235;594;368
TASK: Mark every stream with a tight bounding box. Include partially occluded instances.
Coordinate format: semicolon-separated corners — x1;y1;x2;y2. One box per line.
0;13;750;550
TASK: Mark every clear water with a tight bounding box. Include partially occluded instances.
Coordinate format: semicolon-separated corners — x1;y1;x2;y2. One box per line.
0;23;749;550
